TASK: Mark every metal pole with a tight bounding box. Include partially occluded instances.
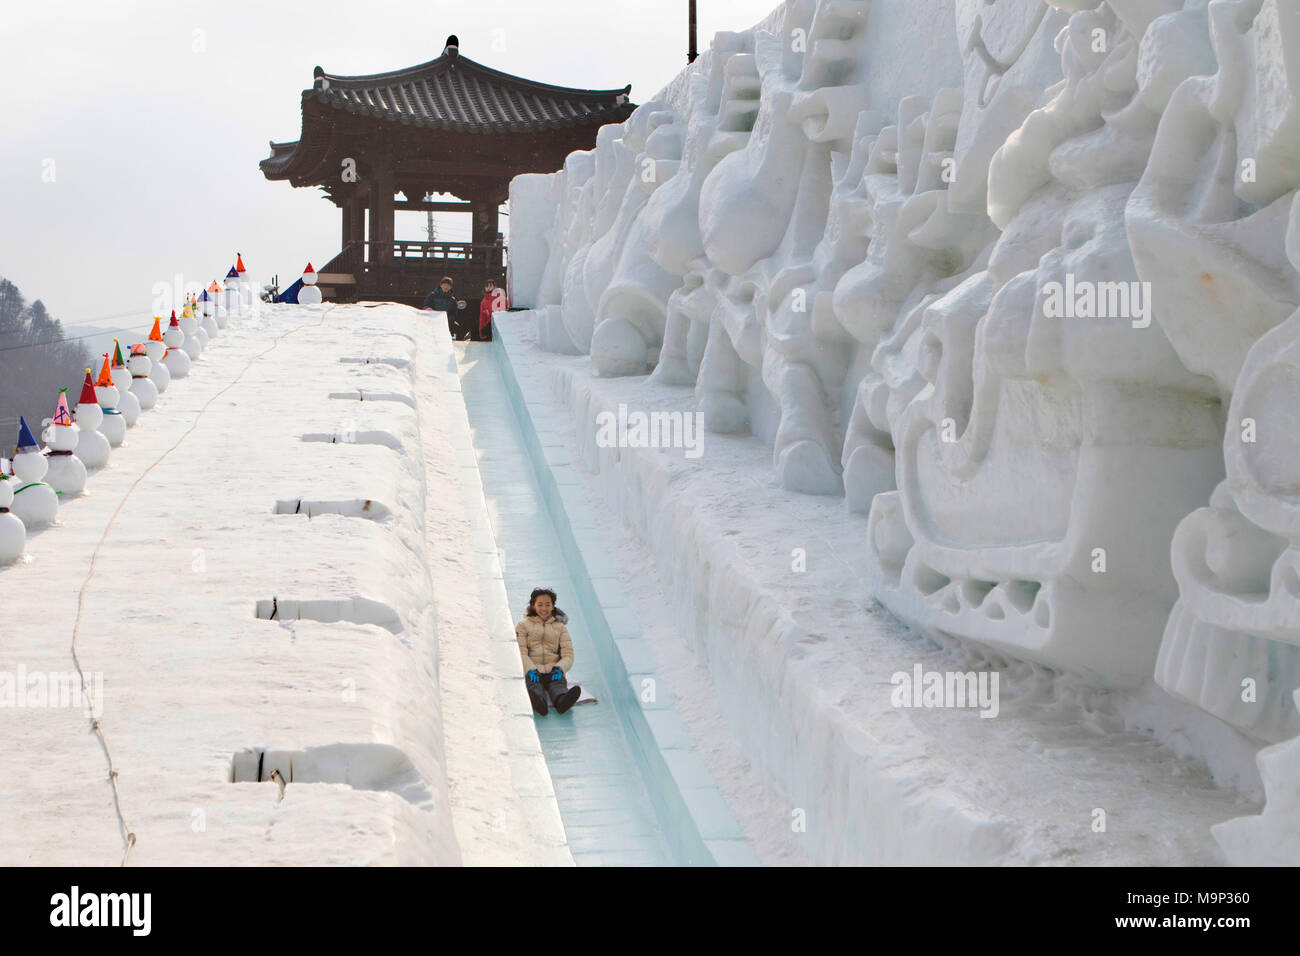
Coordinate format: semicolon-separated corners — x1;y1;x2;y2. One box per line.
688;0;698;63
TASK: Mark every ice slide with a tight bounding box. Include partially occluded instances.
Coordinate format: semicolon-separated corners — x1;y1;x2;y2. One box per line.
455;341;756;866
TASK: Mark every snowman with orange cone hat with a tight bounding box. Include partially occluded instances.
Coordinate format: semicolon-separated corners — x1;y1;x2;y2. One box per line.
9;416;59;529
74;369;111;468
95;354;127;447
145;317;170;393
42;389;87;497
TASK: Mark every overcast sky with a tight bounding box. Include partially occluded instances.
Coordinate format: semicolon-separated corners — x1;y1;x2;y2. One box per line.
0;0;778;331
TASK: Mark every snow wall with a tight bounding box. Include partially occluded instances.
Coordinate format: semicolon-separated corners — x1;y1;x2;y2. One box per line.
507;0;1300;864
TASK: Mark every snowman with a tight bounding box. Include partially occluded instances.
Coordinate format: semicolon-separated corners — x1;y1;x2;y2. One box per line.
145;316;170;393
9;417;59;529
181;299;204;359
163;311;191;378
95;355;127;447
128;342;158;410
110;340;141;426
0;463;24;563
221;266;240;325
42;389;87;497
74;369;111;468
298;262;322;305
236;253;252;309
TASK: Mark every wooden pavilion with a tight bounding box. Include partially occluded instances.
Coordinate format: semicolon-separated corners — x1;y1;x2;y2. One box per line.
260;35;635;312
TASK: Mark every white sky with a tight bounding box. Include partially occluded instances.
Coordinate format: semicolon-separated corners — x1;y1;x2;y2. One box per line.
0;0;779;328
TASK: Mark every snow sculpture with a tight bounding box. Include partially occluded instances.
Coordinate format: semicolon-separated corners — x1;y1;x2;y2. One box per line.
588;102;684;377
1135;0;1300;748
864;0;1226;688
9;417;59;529
127;343;158;411
835;89;998;510
42;390;87;498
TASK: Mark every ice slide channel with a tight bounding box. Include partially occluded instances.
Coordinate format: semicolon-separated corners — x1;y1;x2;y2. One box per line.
456;341;757;866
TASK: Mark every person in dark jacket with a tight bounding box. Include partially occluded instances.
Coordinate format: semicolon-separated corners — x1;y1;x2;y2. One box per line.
422;276;465;335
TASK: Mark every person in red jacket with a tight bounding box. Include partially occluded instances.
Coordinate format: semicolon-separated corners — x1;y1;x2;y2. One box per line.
478;278;509;340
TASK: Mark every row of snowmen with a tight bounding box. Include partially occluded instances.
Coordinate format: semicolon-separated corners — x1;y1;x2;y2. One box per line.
0;256;258;563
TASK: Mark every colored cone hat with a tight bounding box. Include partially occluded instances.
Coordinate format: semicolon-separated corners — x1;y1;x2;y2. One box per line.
16;416;38;453
52;390;72;427
78;370;97;405
149;317;164;342
96;355;114;387
236;254;246;273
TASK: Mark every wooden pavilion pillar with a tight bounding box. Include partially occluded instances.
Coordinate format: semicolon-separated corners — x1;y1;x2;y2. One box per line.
368;141;396;291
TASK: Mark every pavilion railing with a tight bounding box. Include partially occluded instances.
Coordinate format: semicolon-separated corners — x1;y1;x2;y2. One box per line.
320;240;508;300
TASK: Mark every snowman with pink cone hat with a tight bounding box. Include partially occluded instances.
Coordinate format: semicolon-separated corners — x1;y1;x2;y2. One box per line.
42;389;87;497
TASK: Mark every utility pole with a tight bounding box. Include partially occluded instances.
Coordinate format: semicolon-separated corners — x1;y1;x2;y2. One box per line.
688;0;698;63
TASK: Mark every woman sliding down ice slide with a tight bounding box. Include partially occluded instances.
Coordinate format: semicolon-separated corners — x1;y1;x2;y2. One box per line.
516;587;583;716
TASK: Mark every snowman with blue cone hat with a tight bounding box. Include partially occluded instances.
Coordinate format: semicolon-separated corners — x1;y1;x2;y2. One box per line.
9;416;59;529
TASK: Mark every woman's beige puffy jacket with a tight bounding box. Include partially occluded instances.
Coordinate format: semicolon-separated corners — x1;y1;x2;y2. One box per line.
516;614;574;674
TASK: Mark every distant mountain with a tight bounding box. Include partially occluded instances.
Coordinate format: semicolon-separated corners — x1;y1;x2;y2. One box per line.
0;277;93;447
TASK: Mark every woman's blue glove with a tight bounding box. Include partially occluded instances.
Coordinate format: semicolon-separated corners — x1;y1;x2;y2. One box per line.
527;670;540;683
550;668;564;681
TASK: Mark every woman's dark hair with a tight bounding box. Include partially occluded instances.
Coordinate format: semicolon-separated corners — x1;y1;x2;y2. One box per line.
440;276;453;286
526;586;567;623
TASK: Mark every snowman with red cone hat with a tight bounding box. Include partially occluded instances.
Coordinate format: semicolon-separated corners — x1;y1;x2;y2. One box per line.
42;388;87;497
9;416;59;529
235;253;252;310
298;262;322;305
164;311;192;377
74;369;111;468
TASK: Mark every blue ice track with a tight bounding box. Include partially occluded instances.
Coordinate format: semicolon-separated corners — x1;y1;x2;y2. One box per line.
456;338;757;867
